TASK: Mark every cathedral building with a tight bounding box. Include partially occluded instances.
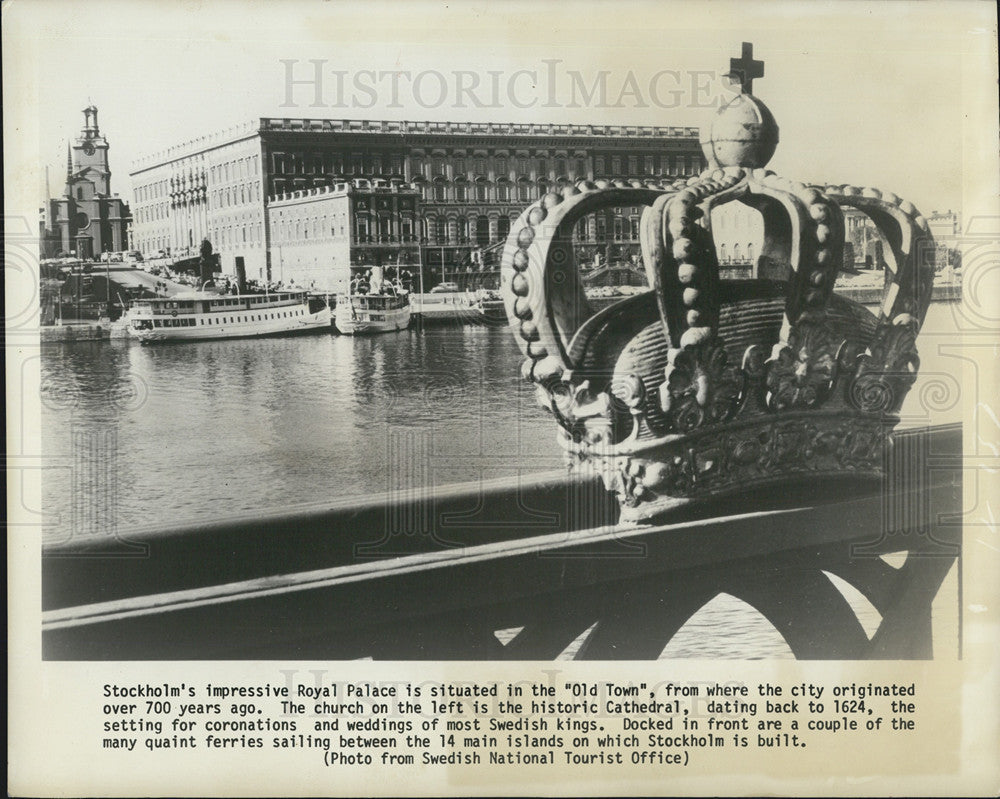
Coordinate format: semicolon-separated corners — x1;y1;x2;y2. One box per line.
40;106;131;259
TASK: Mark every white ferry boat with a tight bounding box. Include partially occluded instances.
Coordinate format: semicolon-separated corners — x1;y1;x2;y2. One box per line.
335;266;411;335
128;290;330;342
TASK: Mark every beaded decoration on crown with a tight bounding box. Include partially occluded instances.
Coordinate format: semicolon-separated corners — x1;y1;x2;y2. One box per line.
500;43;936;522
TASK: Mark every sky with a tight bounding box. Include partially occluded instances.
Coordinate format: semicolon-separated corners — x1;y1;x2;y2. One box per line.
5;0;998;220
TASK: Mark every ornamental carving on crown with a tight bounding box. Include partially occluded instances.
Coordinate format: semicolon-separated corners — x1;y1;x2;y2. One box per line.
500;44;936;522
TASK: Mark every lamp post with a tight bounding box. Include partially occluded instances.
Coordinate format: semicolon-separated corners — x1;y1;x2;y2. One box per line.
105;247;113;319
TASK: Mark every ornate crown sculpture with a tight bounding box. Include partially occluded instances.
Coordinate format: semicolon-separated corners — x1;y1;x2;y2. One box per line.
500;43;936;522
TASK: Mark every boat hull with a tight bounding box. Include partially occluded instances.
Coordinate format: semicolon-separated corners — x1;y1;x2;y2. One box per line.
476;300;507;325
335;306;411;335
410;292;476;322
130;308;331;342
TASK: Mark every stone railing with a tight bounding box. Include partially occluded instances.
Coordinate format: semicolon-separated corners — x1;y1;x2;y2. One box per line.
43;425;960;660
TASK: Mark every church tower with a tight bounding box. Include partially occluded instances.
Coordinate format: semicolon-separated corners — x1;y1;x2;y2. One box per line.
70;105;111;196
40;105;131;259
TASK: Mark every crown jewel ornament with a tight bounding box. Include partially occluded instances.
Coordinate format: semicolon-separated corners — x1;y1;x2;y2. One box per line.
500;43;936;522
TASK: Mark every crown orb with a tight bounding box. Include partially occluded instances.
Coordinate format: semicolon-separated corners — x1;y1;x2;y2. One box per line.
700;93;779;169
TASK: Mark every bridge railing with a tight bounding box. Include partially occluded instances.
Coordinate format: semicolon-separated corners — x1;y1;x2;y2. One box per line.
42;424;961;661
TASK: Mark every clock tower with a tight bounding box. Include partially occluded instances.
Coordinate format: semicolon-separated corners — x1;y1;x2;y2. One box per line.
72;105;111;195
39;105;131;259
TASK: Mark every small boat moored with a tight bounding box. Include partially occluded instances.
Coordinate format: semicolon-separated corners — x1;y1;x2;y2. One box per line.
335;266;411;335
474;289;507;325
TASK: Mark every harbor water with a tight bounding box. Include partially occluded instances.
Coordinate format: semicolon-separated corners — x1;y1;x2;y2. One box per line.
39;302;964;658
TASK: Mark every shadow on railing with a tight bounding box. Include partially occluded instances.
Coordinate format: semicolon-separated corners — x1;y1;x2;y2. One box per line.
42;424;961;661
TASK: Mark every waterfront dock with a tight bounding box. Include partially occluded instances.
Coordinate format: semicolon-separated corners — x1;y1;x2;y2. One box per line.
40;322;111;342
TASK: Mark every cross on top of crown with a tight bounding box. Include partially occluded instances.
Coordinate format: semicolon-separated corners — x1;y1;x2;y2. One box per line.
726;41;764;94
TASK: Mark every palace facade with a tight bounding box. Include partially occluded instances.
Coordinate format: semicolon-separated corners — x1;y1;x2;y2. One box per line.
129;117;704;286
268;179;421;293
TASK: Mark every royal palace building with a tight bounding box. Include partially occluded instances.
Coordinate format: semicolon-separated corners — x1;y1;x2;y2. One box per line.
129;117;704;286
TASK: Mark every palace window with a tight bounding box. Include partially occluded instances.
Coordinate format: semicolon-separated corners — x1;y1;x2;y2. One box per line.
595;216;607;241
611;156;622;175
356;216;370;240
594;156;605;175
476;215;490;246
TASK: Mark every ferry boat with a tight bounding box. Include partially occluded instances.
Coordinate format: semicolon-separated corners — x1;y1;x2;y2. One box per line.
128;290;330;342
335;266;411;335
474;289;507;325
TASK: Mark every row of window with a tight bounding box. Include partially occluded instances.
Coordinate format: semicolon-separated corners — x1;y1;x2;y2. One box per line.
135;155;261;205
718;244;757;262
425;216;513;246
272;214;518;247
209;155;260;186
135;235;170;254
273;152;405;176
199;309;303;325
135;179;170;203
270;152;703;179
136;202;170;223
209;181;262;209
145;307;303;328
135;221;262;253
572;216;642;242
210;223;263;248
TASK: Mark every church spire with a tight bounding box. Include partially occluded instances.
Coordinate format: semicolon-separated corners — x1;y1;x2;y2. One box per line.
66;141;73;180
